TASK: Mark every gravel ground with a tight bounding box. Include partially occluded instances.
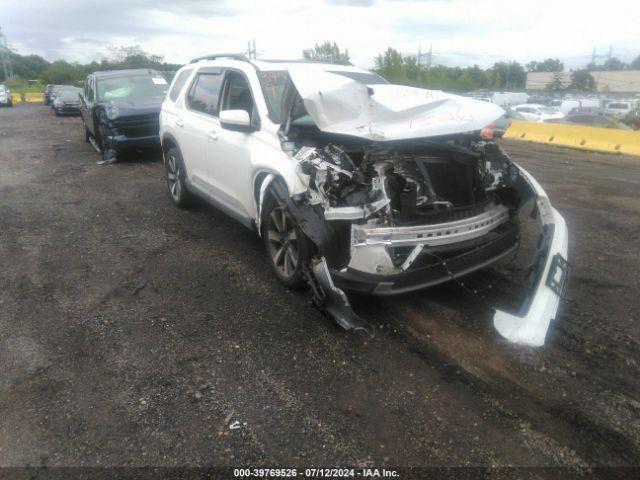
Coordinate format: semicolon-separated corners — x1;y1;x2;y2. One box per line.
0;105;638;477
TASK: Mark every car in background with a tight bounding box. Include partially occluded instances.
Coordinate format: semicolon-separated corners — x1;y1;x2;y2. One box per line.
0;84;13;107
605;101;635;119
52;86;82;116
49;85;74;107
623;109;640;130
545;112;632;130
513;104;564;122
44;84;58;105
79;69;169;164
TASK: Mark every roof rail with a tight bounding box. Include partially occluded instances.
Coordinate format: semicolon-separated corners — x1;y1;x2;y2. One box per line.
189;53;250;64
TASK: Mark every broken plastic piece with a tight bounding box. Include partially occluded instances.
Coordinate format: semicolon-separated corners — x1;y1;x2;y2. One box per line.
310;258;373;336
493;165;569;347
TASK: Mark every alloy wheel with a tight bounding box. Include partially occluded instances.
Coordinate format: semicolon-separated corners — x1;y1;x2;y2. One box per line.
267;206;299;279
166;153;182;200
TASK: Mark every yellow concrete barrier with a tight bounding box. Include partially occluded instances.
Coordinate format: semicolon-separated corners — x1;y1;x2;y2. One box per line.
10;94;22;104
24;92;45;103
503;119;640;157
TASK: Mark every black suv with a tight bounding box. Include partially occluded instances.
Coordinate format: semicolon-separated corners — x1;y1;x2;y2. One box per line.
79;69;169;164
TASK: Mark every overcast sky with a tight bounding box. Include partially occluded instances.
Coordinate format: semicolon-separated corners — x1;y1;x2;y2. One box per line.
2;0;639;70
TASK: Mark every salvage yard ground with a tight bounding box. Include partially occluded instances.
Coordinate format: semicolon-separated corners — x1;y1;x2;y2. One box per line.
0;105;639;473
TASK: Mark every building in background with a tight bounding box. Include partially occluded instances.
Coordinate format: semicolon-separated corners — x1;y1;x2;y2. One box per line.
526;70;640;95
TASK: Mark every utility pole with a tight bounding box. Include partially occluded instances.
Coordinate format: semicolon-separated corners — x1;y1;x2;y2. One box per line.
0;26;14;81
246;39;257;59
427;44;432;69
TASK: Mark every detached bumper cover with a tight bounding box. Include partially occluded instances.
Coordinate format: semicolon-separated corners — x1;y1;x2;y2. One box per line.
493;165;569;347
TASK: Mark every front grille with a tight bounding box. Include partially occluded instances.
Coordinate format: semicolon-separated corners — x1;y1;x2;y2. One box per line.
113;113;159;138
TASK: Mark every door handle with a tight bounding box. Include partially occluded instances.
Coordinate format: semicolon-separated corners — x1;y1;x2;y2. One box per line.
175;118;184;127
207;130;219;141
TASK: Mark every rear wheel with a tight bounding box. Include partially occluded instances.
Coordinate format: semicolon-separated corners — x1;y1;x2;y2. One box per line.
164;147;192;208
82;117;90;142
261;193;311;290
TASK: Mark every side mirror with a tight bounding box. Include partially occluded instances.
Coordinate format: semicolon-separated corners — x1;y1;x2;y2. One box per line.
219;109;254;132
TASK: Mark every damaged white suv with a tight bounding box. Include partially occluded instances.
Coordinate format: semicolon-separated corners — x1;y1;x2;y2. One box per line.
159;54;568;347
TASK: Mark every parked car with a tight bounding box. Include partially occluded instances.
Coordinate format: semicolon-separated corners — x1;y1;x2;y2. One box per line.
158;54;569;347
79;69;169;163
513;104;564;122
52;86;82;116
604;101;635;119
44;84;57;105
545;113;632;130
49;85;69;106
0;84;13;107
623;110;640;130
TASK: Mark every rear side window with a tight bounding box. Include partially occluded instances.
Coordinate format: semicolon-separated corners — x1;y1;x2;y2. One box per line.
187;72;224;116
169;69;192;102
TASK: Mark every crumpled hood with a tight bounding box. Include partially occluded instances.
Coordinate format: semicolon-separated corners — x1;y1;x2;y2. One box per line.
100;96;164;118
287;67;505;141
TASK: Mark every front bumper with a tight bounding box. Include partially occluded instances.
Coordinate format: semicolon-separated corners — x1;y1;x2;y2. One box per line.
110;133;160;153
493;166;569;347
332;222;519;295
54;105;80;115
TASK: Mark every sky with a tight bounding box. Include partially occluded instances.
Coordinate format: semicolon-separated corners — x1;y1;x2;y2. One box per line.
1;0;640;70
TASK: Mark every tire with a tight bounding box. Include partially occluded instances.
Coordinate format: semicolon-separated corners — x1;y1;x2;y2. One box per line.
261;191;312;290
164;147;193;208
97;112;118;162
82;117;90;142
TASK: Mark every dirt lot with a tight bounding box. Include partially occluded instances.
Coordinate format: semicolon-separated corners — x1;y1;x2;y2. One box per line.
1;105;639;476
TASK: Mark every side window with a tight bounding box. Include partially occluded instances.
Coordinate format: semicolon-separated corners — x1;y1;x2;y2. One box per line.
187;72;224;116
168;69;192;103
87;78;95;101
221;71;256;119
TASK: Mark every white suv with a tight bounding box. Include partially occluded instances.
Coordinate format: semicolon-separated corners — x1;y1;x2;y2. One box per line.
159;54;569;347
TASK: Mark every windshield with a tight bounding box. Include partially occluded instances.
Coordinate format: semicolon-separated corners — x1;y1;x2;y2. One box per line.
258;71;290;123
97;74;168;102
57;88;81;98
258;69;389;124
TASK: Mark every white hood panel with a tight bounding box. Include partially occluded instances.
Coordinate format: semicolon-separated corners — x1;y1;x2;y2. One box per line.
288;67;505;141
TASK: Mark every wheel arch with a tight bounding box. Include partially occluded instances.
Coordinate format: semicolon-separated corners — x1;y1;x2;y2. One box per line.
252;170;290;236
161;132;180;157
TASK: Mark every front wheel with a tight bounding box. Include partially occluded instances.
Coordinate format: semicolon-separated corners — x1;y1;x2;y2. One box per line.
261;193;312;290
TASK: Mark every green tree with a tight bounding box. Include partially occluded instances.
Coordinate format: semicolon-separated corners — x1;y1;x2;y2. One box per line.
603;57;626;70
302;41;350;65
40;61;85;85
487;62;526;89
569;69;597;91
526;58;564;72
374;48;407;83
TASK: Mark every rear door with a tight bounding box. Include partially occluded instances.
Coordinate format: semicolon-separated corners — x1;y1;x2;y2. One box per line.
179;68;225;194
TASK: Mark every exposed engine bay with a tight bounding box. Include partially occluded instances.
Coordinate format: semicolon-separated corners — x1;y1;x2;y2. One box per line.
266;69;569;347
287;133;521;276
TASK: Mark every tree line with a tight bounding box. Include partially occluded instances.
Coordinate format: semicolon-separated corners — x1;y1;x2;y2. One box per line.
3;41;640;94
1;46;181;92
